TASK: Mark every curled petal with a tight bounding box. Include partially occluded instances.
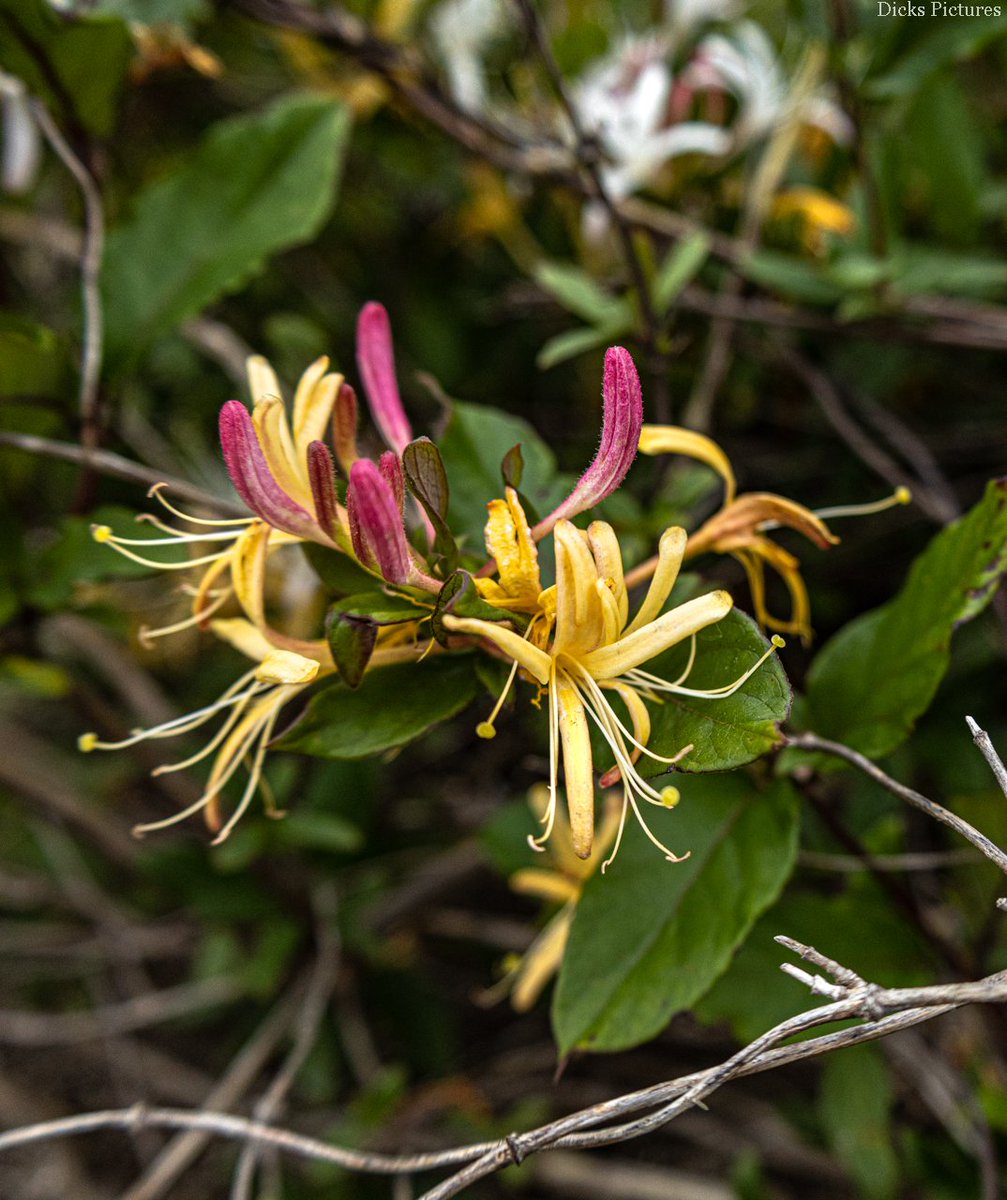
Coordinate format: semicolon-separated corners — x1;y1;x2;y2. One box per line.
689;492;839;557
556;675;595;859
638;424;736;503
553;521;606;658
581;590;733;681
441;614;552;685
356;301;413;455
532;347;644;540
219;401;319;540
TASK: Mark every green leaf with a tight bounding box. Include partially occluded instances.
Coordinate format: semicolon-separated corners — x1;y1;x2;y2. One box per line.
0;316;71;398
302;544;383;597
639;608;791;775
326;611;377;690
653;232;711;314
438;400;570;550
430;569;524;646
740;250;845;306
275;656;479;759
798;478;1007;760
500;444;524;489
864;14;1005;99
819;1046;899;1200
553;775;800;1054
402;437;458;573
334;591;431;625
102;93;350;366
534;261;631;326
537;324;623;371
0;0;130;136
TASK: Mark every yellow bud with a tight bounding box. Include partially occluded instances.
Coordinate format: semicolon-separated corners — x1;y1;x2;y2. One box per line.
476;721;497;739
660;786;681;808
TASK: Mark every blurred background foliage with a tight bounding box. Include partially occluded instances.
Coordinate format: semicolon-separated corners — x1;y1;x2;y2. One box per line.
1;0;1007;1197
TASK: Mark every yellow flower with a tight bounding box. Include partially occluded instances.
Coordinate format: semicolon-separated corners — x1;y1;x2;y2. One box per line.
445;494;781;867
637;425;908;643
79;618;424;841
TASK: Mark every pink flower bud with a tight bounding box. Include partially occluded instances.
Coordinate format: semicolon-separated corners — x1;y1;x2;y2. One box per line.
356;302;413;455
307;441;343;542
346;459;415;585
379;450;406;515
219;401;318;539
532;346;643;540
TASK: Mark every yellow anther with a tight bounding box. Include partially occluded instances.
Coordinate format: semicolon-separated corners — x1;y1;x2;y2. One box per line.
476;721;497;739
895;486;912;505
91;524;113;543
771;635;786;649
78;732;98;752
660;786;681;808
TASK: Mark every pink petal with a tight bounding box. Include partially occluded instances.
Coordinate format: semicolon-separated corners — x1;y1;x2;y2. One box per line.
356;302;413;455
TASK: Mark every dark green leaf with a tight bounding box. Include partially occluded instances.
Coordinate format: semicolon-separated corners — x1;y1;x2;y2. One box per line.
865;14;1005;99
797;478;1007;760
326;611;377;690
653;232;711;314
639;608;791;775
0;0;130;136
334;591;431;625
431;570;524;647
275;657;479;759
553;776;800;1054
302;544;382;597
402;437;458;573
500;444;524;489
438;400;570;551
103;93;350;365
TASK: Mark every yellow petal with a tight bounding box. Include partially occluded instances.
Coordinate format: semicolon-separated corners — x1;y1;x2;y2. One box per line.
581;590;732;681
231;521;271;630
291;357;336;450
624;526;687;636
556;675;594;859
210;617;274;662
246;355;281;406
296;368;343;457
587;521;628;629
510;909;573;1012
689;493;838;557
252;396;311;506
553;521;605;658
441;614;551;685
638;425;736;503
484;488;541;606
510;868;579;904
255;649;320;685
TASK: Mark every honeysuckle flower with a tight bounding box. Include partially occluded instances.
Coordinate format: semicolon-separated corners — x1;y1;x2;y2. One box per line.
636;424;911;641
491;787;621;1011
530;346;644;542
684;23;852;151
79;618;426;842
573;34;731;207
430;0;512;115
446;496;782;867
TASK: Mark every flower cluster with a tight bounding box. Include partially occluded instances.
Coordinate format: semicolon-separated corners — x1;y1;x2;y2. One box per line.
84;313;905;869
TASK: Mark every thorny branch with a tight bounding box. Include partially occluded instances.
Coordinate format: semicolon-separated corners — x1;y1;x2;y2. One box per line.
1;944;1006;1196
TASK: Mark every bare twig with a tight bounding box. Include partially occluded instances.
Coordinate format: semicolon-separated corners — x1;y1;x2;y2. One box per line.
0;430;245;515
0;976;241;1046
785;731;1007;879
28;99;104;450
967;716;1007;802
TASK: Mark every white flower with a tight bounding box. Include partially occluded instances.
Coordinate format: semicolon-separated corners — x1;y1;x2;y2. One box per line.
0;73;42;197
430;0;512;114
